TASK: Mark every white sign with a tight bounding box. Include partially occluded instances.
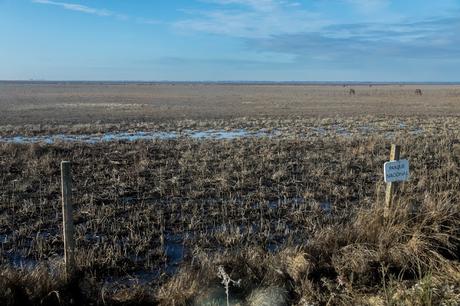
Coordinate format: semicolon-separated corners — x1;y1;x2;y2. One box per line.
384;159;409;183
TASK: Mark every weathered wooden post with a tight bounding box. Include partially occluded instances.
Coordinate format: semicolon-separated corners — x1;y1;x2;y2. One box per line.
385;144;400;218
384;145;409;219
61;161;75;279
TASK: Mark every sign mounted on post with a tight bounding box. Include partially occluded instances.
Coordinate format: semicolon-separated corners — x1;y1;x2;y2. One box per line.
384;159;409;183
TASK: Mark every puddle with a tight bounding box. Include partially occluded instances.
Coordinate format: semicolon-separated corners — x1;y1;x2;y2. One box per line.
331;125;350;136
84;233;105;243
312;127;327;134
0;129;274;144
268;200;279;209
385;132;396;139
0;131;178;144
121;196;137;205
164;233;185;275
267;242;281;253
359;126;375;134
319;201;332;214
35;230;58;239
0;124;430;144
0;234;8;243
188;129;269;139
410;128;424;135
165;242;184;264
9;254;38;269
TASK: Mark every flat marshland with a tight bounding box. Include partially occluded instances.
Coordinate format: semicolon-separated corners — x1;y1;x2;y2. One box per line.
0;83;459;305
2;83;460;125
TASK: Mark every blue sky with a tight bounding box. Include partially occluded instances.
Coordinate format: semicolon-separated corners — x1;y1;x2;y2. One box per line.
1;0;459;81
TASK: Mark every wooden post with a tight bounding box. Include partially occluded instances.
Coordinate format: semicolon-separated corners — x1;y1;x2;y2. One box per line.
384;145;400;219
61;161;75;279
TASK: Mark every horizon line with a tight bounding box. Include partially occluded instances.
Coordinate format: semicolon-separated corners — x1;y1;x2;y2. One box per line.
2;80;460;85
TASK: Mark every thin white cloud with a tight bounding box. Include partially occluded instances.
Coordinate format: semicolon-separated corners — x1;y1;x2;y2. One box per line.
32;0;164;25
33;0;115;16
176;0;329;38
250;16;460;62
31;0;130;20
203;0;278;12
175;0;460;65
344;0;390;14
203;0;305;12
136;17;162;25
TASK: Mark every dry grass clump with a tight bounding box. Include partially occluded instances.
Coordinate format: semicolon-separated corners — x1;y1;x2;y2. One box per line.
309;196;459;304
157;247;295;305
280;248;314;283
284;194;459;304
335;197;458;276
0;265;91;306
103;283;154;306
0;266;161;306
246;286;288;306
157;195;459;305
156;265;208;305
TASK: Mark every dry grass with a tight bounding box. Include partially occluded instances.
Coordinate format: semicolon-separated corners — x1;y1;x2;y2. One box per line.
157;197;459;305
1;82;460;125
0;116;459;305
